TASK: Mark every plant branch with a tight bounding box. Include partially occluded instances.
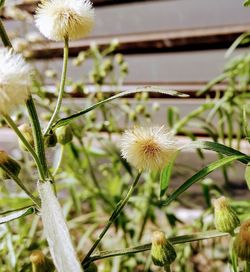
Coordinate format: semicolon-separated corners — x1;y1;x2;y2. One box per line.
83;230;228;267
44;37;69;136
3;114;45;180
82;172;142;264
26;97;49;179
0;165;40;207
0;19;12;47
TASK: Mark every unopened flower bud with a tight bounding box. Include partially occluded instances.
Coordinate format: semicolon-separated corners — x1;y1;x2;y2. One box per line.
121;63;128;74
102;60;113;73
18;124;34;151
151;231;176;267
55;125;73;145
30;250;54;272
233;220;250;261
0;150;21;179
115;53;124;65
44;132;57;148
213;196;240;234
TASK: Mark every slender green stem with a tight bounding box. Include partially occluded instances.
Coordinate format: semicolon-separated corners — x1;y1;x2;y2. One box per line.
81;142;113;207
83;230;228;267
44;37;69;136
26;97;49;179
3;114;45;180
82;172;142;264
0;165;40;207
246;262;250;272
164;265;171;272
0;19;12;47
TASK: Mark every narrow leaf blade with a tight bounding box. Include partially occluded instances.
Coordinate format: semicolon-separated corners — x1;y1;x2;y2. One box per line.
162;155;245;206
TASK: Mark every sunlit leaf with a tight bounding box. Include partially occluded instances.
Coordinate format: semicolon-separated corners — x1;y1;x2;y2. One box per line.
53;87;188;129
162;155;246;206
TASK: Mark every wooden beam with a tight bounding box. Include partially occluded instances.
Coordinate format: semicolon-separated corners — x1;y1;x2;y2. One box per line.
15;0;161;12
25;24;249;59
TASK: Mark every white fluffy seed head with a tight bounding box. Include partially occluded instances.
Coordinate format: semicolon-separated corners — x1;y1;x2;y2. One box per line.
0;48;32;114
35;0;94;41
121;126;178;171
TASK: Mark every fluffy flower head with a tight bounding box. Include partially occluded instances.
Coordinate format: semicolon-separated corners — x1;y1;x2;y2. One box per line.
121;126;177;171
0;48;31;114
35;0;94;41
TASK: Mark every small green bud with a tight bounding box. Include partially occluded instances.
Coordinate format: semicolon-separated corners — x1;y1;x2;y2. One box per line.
18;124;34;151
115;53;124;65
213;196;240;234
84;263;98;272
102;59;113;72
151;230;176;267
120;63;128;74
0;150;21;179
44;132;57;148
55;125;73;145
30;250;54;272
233;220;250;261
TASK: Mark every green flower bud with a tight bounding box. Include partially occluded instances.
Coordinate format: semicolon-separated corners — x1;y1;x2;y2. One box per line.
102;59;113;73
0;150;21;179
44;132;57;148
84;262;98;272
233;220;250;261
18;124;34;151
30;250;54;272
151;231;176;267
115;53;124;65
120;63;128;74
213;196;240;234
55;125;73;145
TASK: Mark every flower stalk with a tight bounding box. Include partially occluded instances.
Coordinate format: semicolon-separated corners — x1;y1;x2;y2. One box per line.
44;37;69;136
26;96;49;179
82;172;142;265
3;114;45;180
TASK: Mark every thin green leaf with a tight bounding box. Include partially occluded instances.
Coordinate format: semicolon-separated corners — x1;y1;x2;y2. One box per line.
197;74;227;96
0;206;35;224
160;154;177;198
225;32;250;58
187;141;250;164
162;155;245;206
53;87;188;129
244;0;250;7
243;105;250;144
